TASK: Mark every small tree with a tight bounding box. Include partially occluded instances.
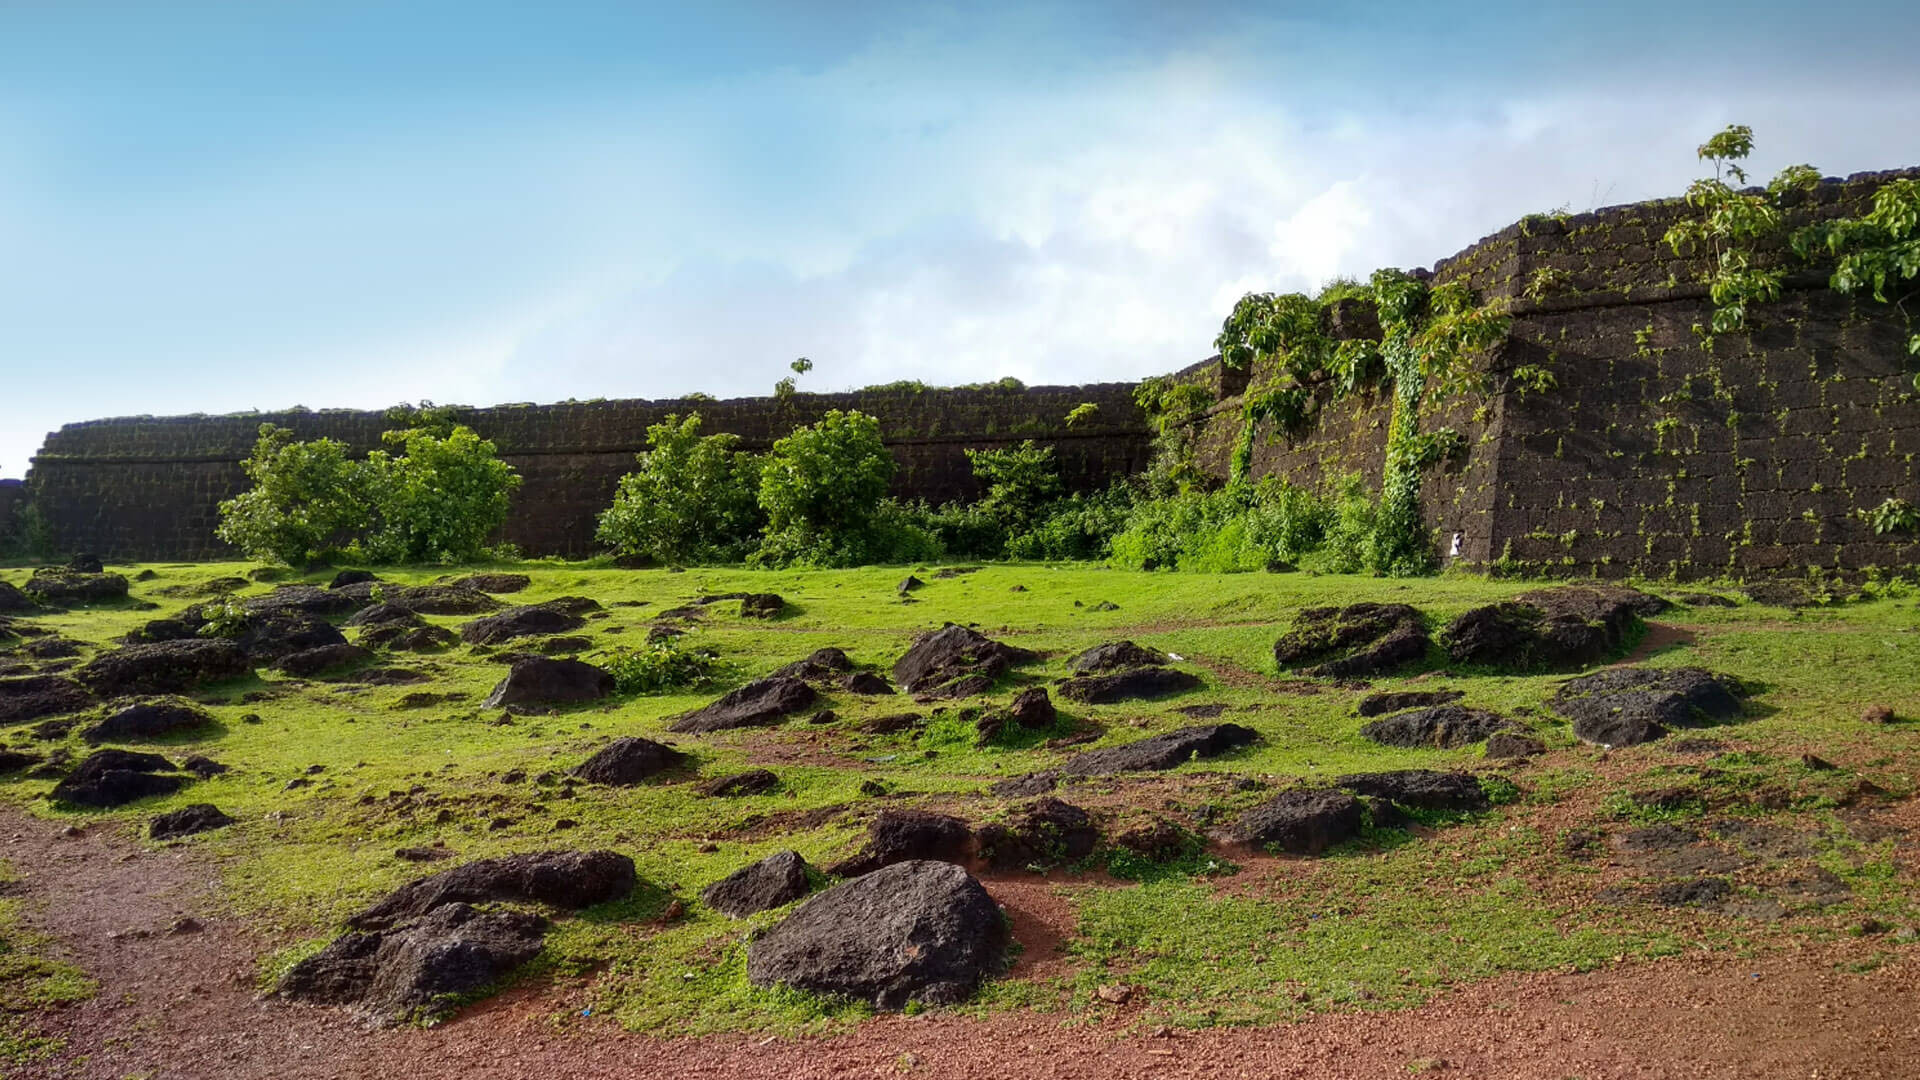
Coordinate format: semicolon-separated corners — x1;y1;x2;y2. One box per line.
753;409;896;566
595;413;764;564
967;440;1063;536
358;426;521;563
215;424;368;564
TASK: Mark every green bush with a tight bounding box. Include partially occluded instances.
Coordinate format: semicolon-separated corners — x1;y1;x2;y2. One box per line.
596;414;764;564
1109;476;1362;573
752;410;900;567
967;440;1063;536
1005;485;1133;561
603;639;723;695
215;424;370;565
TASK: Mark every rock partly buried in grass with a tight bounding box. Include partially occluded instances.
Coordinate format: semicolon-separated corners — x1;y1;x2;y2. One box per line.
841;671;895;695
0;581;35;612
771;647;853;682
747;860;1004;1010
279;902;548;1027
703;850;813;917
1360;706;1520;749
974;798;1099;870
273;643;373;677
1356;689;1464;717
78;639;250;697
1112;815;1198;863
1742;580;1838;609
449;573;531;594
1441;585;1664;672
697;768;779;797
359;622;459;652
1056;665;1202;705
892;624;1038;699
0;749;42;773
82;697;215;743
149;803;234;840
1222;788;1365;854
1065;641;1167;674
345;602;419;629
459;603;588;645
233;613;349;662
347;849;638;931
1273;604;1428;678
1485;731;1547;759
739;593;785;618
668;676;816;734
1551;666;1747;747
23;568;130;606
240;584;363;619
1676;592;1737;608
827;810;973;877
334;582;502;616
1334;769;1488;813
974;687;1056;745
0;674;94;725
328;569;378;590
50;749;185;808
480;657;615;710
572;737;687;786
1058;723;1258;777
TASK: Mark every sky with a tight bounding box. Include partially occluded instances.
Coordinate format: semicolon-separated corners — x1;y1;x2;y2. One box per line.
3;2;1918;477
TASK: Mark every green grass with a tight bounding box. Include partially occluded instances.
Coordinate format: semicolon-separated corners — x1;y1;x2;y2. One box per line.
3;558;1920;1035
0;863;96;1072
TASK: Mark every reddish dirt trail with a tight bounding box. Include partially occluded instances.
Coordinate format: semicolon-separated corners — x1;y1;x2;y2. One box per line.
7;806;1918;1080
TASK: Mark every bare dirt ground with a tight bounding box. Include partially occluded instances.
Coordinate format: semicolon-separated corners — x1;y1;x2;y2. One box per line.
7;806;1916;1080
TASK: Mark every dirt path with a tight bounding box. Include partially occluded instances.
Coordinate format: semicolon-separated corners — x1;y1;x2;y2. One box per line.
7;806;1917;1080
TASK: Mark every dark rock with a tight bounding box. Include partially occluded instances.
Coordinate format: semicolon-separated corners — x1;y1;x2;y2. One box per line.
347;849;638;931
1057;666;1202;705
449;573;531;594
77;640;250;697
746;860;1004;1009
1112;816;1197;863
1360;706;1519;749
669;676;815;733
897;576;925;593
232;613;348;662
861;713;922;734
1088;600;1120;612
1442;586;1662;671
0;748;42;773
826;810;973;877
572;737;687;786
66;554;105;574
345;602;420;628
988;772;1059;798
974;798;1099;870
23;568;130;606
1356;689;1464;717
0;581;36;612
0;674;94;725
83;697;215;743
50;749;184;808
1485;732;1547;759
180;754;228;778
1863;705;1896;725
1743;581;1834;609
278;902;547;1026
1273;604;1428;678
1648;876;1733;908
841;671;895;695
149;803;234;840
23;637;81;659
1551;667;1748;747
1334;770;1488;812
739;594;785;618
241;584;362;619
273;644;373;677
480;657;615;710
974;687;1056;745
1173;703;1230;719
1222;788;1365;853
1676;592;1737;608
702;850;812;917
697;768;780;797
808;709;839;725
1066;641;1167;674
459;604;588;645
1058;723;1257;776
328;570;379;590
361;623;459;652
771;647;854;682
332;583;501;616
891;624;1037;699
537;636;593;655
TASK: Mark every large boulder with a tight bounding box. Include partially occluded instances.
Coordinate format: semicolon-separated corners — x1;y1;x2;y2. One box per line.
23;568;129;606
82;697;215;743
746;860;1005;1010
77;639;250;697
1551;666;1747;747
1056;666;1202;705
0;675;94;725
974;798;1100;871
572;737;687;786
1221;787;1365;854
1058;723;1257;776
459;603;588;645
1441;586;1664;671
1065;641;1167;674
827;810;974;877
347;850;637;931
480;657;614;710
0;581;35;612
149;803;234;840
702;850;813;917
891;625;1038;699
1360;706;1520;749
50;749;185;808
1273;604;1429;678
448;573;531;594
668;676;815;734
278;902;547;1026
235;614;348;662
1334;770;1488;813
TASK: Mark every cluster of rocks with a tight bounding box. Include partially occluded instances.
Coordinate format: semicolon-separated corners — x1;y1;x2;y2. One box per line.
1219;770;1491;853
1055;640;1201;705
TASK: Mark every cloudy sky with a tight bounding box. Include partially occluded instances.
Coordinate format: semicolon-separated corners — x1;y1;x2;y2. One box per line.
3;1;1918;476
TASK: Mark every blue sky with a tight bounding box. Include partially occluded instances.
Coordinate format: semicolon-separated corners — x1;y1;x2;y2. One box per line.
4;2;1918;477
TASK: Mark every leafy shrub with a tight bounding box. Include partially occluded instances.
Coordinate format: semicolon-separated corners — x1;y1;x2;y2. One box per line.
596;414;765;564
753;410;899;567
967;440;1064;537
603;639;724;695
196;597;249;638
1006;484;1134;561
215;424;370;565
357;426;521;563
1109;477;1343;572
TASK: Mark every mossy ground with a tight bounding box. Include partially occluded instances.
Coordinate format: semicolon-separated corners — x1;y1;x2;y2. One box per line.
2;559;1917;1036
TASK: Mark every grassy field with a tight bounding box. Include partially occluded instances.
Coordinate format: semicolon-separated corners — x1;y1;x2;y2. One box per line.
2;558;1918;1035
